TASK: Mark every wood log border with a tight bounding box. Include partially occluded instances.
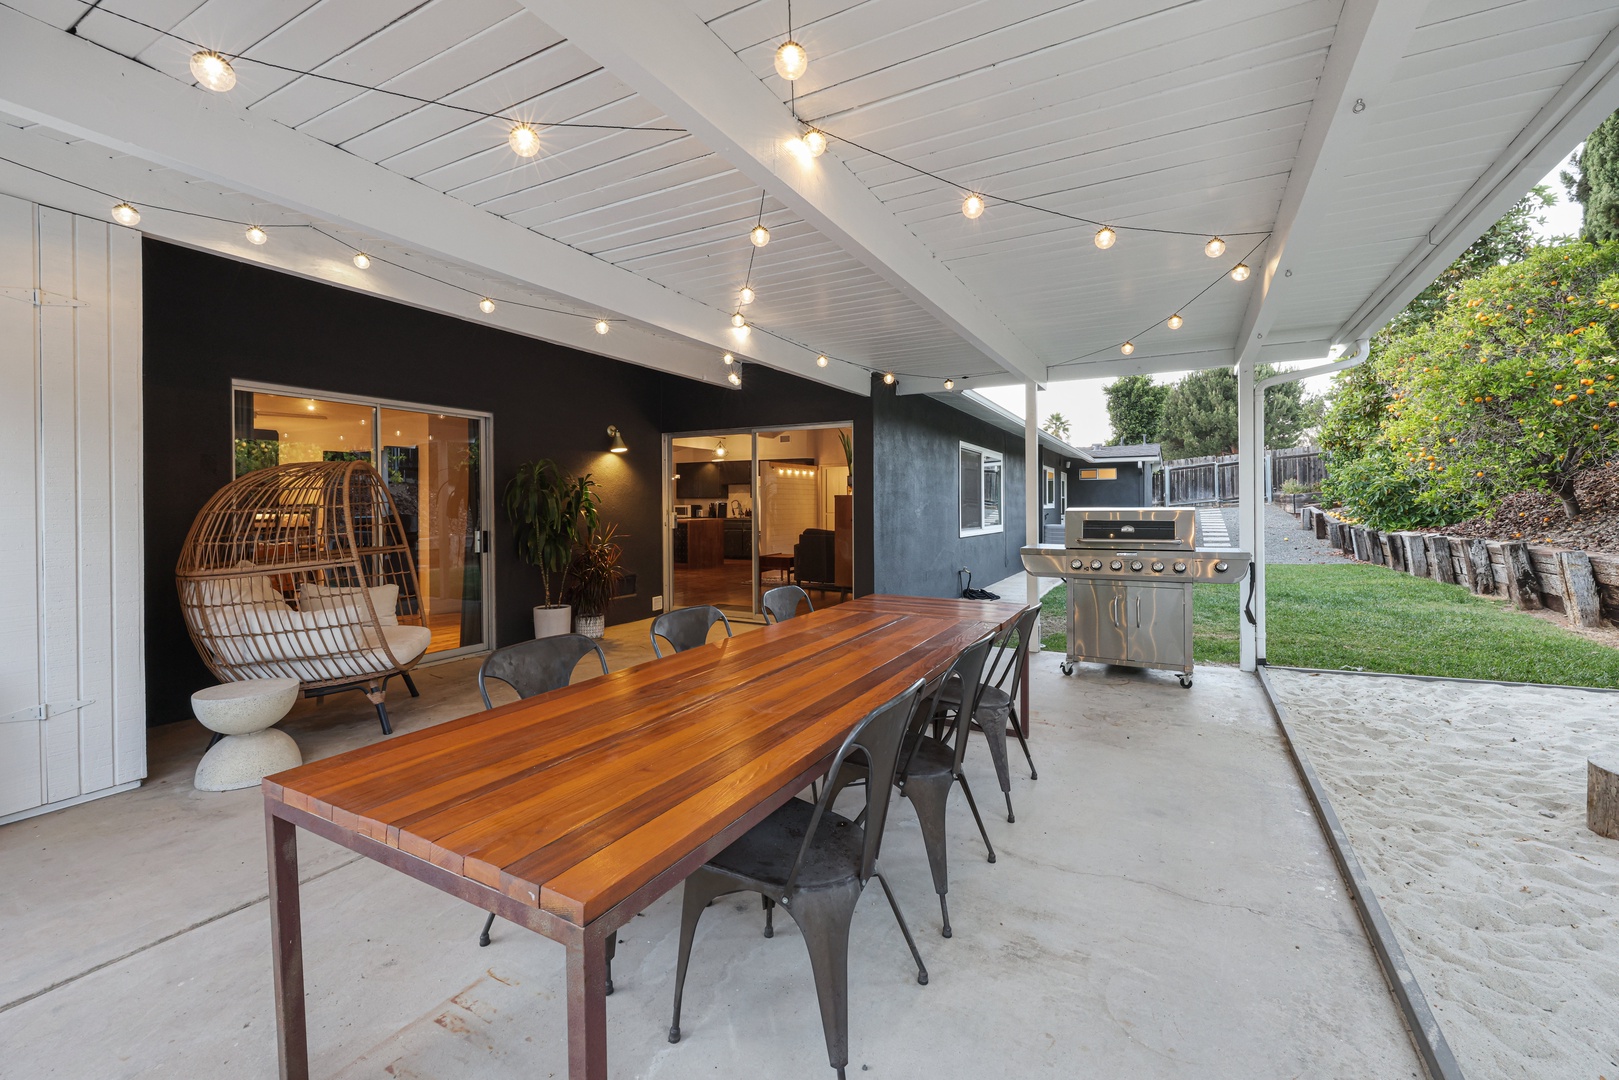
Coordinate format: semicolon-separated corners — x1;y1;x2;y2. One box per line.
1287;507;1615;627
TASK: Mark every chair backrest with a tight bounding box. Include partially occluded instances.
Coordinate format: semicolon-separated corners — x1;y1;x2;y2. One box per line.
760;585;813;624
986;605;1042;698
478;634;609;708
784;679;925;892
650;605;733;657
903;631;997;778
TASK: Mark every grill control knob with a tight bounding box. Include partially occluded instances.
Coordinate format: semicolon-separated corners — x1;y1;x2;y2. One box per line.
1109;560;1123;571
1130;560;1144;572
1172;561;1188;574
1150;561;1164;573
1071;559;1083;570
1215;561;1230;574
1090;559;1103;571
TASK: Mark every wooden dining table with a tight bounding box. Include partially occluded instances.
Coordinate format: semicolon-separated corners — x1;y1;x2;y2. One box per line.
262;594;1028;1080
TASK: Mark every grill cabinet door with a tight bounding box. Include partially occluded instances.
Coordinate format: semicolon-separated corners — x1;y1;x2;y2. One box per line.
1124;583;1189;669
1071;580;1128;663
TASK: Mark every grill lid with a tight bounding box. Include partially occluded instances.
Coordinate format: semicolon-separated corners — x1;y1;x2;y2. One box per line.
1065;506;1198;548
1080;520;1178;542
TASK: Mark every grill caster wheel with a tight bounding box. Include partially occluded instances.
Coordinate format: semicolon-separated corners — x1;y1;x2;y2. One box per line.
1060;662;1074;676
1178;675;1193;689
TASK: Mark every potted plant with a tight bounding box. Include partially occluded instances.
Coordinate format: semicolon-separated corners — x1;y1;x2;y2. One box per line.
504;459;599;638
566;524;624;639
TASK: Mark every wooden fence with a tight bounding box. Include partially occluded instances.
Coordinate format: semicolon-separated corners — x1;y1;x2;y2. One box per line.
1298;504;1618;627
1156;448;1325;505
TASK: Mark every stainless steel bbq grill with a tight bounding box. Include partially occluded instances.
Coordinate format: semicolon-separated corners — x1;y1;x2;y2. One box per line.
1021;507;1251;687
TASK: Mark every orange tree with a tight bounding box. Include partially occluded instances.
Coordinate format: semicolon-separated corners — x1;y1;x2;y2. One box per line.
1373;242;1619;520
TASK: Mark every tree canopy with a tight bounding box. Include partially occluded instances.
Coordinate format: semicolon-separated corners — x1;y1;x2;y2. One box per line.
1567;109;1619;242
1103;374;1168;445
1041;411;1072;441
1157;366;1316;458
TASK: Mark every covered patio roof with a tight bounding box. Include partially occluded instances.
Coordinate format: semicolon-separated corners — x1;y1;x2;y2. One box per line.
2;0;1615;395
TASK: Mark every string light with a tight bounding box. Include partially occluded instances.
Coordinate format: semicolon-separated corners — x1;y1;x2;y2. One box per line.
750;224;770;247
962;194;985;220
245;225;267;245
731;312;747;328
803;130;827;157
110;202;140;226
508;123;541;158
883;372;896;385
189;50;237;92
351;252;370;269
944;378;955;390
732;323;751;339
595;319;610;335
774;40;809;81
1204;236;1226;258
1121;341;1135;355
740;286;755;305
816;355;828;367
479;297;496;314
727;368;742;387
1094;226;1116;249
722;352;735;365
1167;313;1183;330
1230;263;1251;282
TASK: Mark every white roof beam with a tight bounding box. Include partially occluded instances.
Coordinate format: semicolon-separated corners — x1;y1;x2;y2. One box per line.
0;6;868;395
1336;23;1619;344
525;0;1047;387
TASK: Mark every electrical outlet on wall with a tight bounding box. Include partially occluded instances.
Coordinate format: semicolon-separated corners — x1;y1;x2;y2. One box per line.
651;596;664;611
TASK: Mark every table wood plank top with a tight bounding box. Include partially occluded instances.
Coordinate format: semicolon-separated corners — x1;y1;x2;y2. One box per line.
263;595;1024;927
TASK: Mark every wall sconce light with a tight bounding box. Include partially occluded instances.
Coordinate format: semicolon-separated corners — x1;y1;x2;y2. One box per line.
606;425;628;454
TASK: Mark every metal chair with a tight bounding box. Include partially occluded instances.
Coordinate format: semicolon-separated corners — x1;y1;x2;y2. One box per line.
650;605;733;657
761;584;813;623
936;606;1040;822
667;680;930;1080
473;634;617;987
476;633;608;709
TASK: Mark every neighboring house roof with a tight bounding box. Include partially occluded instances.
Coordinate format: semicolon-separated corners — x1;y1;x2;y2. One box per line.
1085;443;1162;463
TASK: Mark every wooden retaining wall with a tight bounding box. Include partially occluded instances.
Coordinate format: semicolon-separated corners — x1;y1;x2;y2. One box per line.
1296;505;1617;627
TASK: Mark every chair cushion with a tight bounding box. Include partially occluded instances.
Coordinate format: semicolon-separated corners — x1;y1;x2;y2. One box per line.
706;798;865;892
299;582;400;626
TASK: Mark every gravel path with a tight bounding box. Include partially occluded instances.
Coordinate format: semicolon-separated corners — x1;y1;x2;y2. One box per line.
1213;504;1347;564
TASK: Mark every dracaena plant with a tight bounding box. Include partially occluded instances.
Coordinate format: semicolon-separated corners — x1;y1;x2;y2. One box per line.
503;460;599;606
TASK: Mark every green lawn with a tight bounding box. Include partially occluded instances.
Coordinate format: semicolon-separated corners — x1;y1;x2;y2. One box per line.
1040;563;1619;688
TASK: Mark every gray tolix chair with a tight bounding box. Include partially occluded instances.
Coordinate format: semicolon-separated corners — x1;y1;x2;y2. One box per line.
650;604;733;657
667;679;930;1080
473;634;618;986
761;584;813;623
936;605;1041;822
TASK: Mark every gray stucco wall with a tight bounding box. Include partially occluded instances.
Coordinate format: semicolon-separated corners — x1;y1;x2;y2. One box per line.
870;384;1028;597
1068;461;1151;507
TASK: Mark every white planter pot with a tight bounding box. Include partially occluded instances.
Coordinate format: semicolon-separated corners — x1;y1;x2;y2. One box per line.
575;613;606;639
533;604;572;639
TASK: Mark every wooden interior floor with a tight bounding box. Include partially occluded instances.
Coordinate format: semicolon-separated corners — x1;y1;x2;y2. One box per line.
673;559;848;613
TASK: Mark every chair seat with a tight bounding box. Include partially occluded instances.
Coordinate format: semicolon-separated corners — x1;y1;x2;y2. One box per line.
706;799;865;891
898;734;955;781
934;675;1009;714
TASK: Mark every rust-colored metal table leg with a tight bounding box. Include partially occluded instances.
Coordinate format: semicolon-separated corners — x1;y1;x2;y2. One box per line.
266;808;310;1080
565;924;611;1080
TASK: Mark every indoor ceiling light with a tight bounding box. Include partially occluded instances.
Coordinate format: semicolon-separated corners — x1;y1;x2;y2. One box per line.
883;372;896;385
110;202;140;226
245;225;267;245
774;40;808;81
750;224;770;247
479;297;496;314
739;286;755;306
1094;226;1116;249
607;425;628;453
352;252;370;269
1204;236;1226;258
189;50;237;92
962;193;985;220
1230;263;1251;282
1167;313;1184;330
716;438;727;457
508;123;541;158
1121;341;1135;355
595;319;610;334
816;354;828;367
803;129;827;157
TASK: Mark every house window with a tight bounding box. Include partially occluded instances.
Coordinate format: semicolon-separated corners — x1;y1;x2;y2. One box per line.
959;442;1003;536
1058;472;1067;509
1043;466;1056;508
1079;467;1118;481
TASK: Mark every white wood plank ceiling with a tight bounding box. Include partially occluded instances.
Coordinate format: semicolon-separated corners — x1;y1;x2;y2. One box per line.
0;0;1616;391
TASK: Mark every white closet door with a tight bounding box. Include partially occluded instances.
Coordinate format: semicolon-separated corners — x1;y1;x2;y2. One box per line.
0;195;145;823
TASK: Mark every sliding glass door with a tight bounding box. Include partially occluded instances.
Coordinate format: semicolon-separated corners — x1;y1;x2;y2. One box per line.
232;385;492;658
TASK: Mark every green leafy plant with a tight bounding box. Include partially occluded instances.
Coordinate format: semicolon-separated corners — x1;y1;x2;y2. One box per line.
837;429;853;469
565;524;623;618
503;459;599;606
1278;478;1317;495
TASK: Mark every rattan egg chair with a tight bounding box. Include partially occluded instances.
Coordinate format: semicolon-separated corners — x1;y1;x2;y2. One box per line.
176;460;431;735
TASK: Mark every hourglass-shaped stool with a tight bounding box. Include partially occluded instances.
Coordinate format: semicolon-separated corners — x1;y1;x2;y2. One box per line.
192;678;303;791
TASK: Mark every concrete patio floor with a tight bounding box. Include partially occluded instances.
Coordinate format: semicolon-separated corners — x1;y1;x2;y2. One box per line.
0;623;1423;1078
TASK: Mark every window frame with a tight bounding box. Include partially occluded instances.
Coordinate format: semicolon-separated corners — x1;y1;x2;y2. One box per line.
958;440;1005;537
1043;465;1057;508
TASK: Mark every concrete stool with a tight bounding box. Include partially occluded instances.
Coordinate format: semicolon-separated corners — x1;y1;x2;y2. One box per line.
193;678;302;792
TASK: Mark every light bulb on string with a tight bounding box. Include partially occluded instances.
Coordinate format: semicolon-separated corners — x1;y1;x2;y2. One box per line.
595;319;610;335
750;224;770;247
740;286;755;306
944;378;955;390
1230;263;1251;282
1204;236;1226;258
803;130;827;157
722;352;735;365
732;323;751;339
727;369;742;387
110;202;140;226
508;123;541;158
189;50;237;92
479;297;496;314
816;355;828;368
883;372;896;385
774;40;808;81
245;225;267;245
962;193;985;220
731;312;747;328
352;252;370;269
1167;314;1184;330
1121;341;1135;356
1094;226;1116;249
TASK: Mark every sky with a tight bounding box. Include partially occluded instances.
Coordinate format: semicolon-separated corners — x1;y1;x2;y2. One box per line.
975;152;1586;447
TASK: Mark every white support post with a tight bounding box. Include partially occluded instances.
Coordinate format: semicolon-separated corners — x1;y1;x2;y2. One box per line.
1237;356;1266;671
1025;381;1042;651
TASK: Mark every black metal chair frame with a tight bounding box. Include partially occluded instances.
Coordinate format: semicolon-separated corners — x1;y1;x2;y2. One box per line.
938;605;1041;823
668;680;929;1080
649;604;733;657
760;584;813;624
